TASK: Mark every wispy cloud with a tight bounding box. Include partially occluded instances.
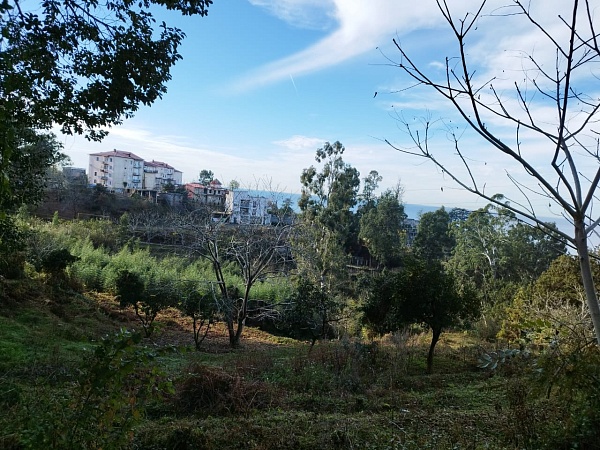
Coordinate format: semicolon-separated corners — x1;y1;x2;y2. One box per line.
248;0;336;30
235;0;589;96
233;0;454;92
273;134;324;152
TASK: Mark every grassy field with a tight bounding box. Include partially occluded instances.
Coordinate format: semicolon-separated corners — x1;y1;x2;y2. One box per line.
0;277;587;449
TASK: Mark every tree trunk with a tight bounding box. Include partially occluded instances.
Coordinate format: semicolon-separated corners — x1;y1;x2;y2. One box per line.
427;327;442;374
231;286;252;348
574;219;600;345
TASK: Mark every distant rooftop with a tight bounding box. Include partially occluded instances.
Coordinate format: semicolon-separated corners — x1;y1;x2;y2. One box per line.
89;149;144;160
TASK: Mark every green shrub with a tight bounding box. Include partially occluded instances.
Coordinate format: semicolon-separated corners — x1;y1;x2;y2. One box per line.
21;328;174;450
40;248;79;275
178;284;217;349
115;270;176;337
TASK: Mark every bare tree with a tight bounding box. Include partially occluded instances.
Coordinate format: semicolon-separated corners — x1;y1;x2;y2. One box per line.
179;208;292;347
385;0;600;343
225;223;293;346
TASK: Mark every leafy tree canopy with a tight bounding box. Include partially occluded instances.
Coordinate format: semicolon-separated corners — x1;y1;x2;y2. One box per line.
198;169;214;185
358;170;382;213
299;141;361;251
448;199;566;294
1;130;67;211
359;189;407;268
363;256;479;372
1;0;212;140
413;207;455;262
1;0;212;216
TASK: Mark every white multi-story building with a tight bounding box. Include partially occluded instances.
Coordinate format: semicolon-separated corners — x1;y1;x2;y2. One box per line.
225;190;273;225
88;150;144;190
142;160;183;190
88;151;182;192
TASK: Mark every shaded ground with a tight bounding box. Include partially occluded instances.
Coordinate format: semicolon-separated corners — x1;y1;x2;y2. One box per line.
0;277;575;449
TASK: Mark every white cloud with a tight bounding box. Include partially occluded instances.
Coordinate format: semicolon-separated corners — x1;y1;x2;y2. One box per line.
247;0;336;30
233;0;462;91
273;134;324;152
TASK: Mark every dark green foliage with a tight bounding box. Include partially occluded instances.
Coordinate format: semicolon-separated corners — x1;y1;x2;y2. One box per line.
279;278;343;346
0;216;26;278
40;248;79;275
363;257;480;372
0;131;67;212
0;131;66;253
359;189;407;267
198;169;214;185
115;270;175;336
536;345;600;449
1;0;212;139
413;207;455;261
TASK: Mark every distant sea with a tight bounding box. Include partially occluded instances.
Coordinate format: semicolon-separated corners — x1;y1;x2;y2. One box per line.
246;189;443;220
246;190;572;234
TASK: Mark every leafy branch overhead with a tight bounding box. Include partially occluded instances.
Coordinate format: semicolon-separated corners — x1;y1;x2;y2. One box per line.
1;0;213;139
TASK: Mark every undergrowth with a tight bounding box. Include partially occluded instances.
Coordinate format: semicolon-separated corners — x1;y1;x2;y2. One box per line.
1;276;598;449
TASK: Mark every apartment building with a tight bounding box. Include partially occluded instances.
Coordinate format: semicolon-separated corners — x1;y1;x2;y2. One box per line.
225;190;273;225
88;150;182;192
185;179;227;206
88;150;144;190
142;160;183;190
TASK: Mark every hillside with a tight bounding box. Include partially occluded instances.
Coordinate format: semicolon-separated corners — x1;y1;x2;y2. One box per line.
2;275;591;450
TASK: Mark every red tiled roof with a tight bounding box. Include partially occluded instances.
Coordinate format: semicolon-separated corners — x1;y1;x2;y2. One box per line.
145;160;176;170
89;149;144;160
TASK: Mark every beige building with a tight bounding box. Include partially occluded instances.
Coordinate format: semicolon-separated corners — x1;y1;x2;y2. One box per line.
88;150;144;191
142;160;182;190
88;151;182;192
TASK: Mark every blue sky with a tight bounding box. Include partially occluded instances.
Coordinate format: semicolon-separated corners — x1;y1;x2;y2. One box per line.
60;0;598;222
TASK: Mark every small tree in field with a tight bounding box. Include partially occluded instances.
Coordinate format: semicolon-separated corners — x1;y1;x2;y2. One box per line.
280;278;343;348
363;257;480;373
115;270;174;337
179;283;217;350
385;0;600;344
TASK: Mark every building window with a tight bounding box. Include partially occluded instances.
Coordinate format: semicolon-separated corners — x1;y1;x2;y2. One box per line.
96;157;99;161
94;172;97;176
109;158;112;162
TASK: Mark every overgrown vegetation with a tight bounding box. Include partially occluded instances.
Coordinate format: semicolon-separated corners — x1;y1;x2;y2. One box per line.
0;134;598;448
0;209;598;448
